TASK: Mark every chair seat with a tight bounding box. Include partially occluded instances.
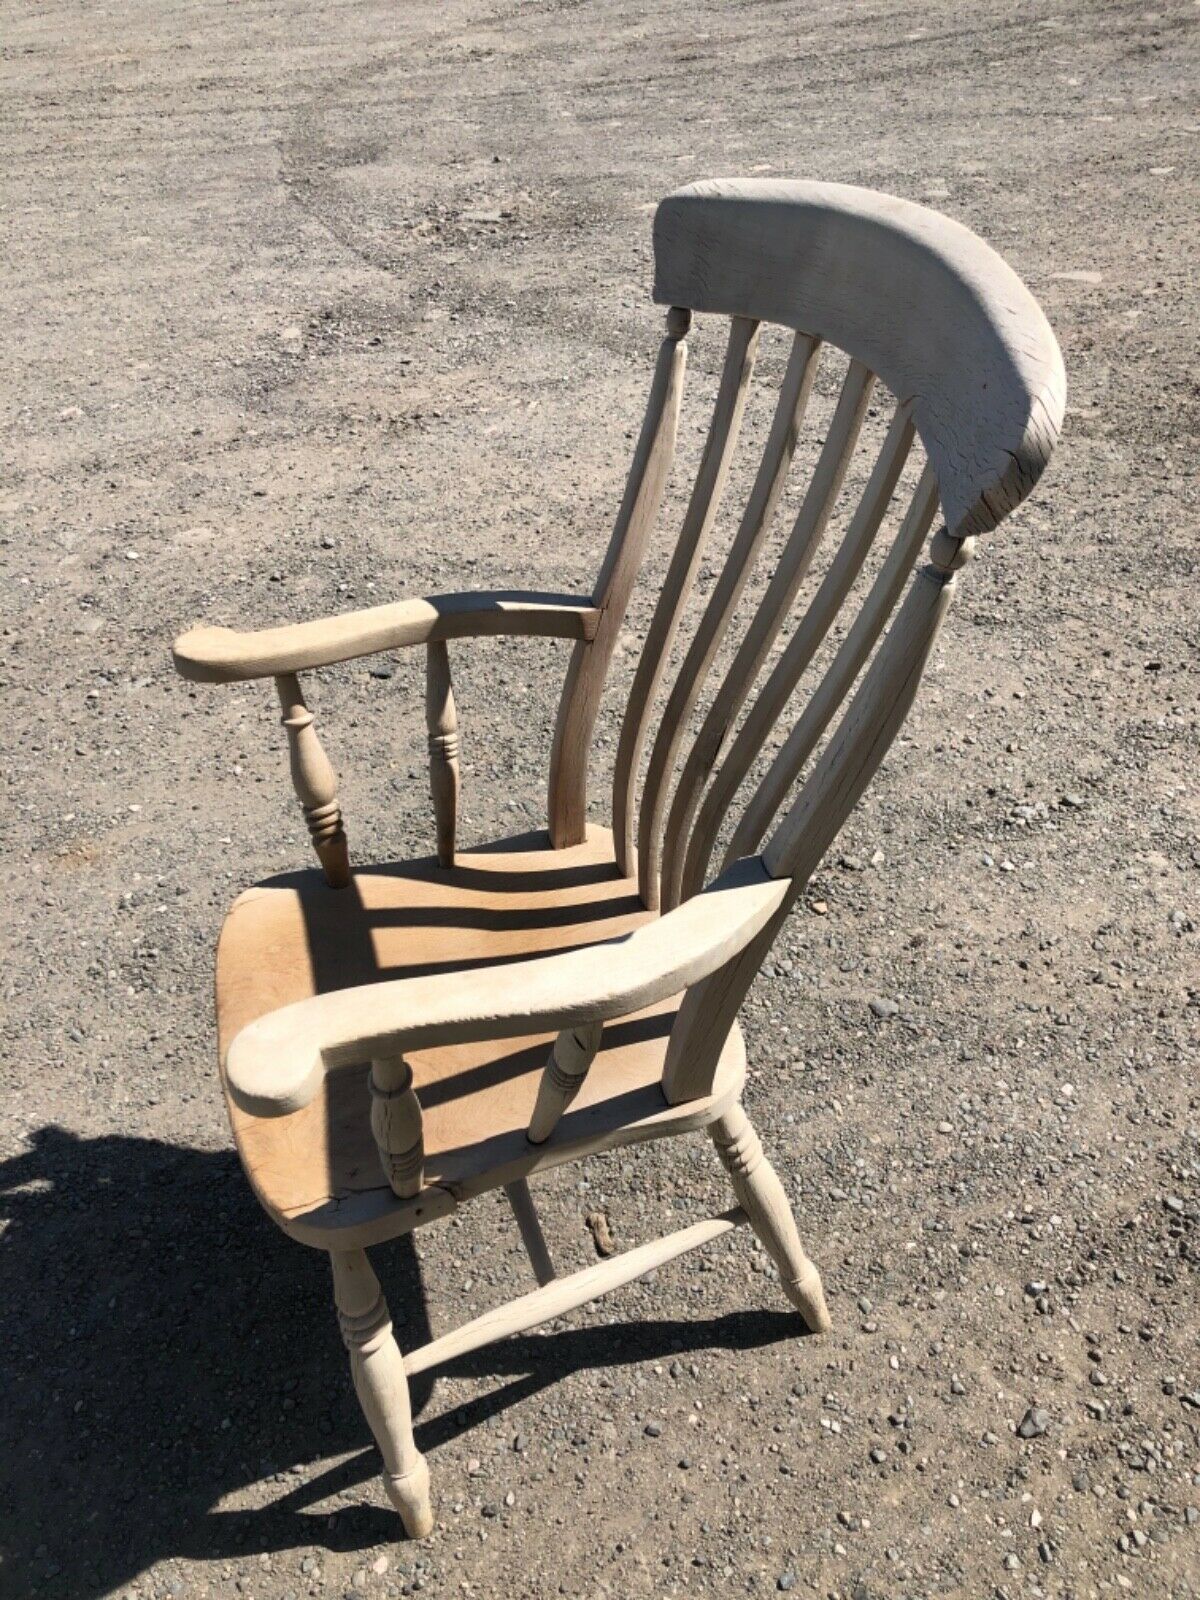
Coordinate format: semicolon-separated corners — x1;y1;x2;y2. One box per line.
216;825;746;1248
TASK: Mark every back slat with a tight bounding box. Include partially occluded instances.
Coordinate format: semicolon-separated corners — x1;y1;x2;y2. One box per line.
724;463;939;865
659;358;875;911
636;330;821;908
548;315;689;846
680;400;915;898
763;536;964;880
612;317;760;876
662;524;969;1108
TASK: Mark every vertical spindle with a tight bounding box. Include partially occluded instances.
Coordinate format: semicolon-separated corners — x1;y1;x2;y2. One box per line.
370;1055;425;1198
275;672;350;888
425;641;460;868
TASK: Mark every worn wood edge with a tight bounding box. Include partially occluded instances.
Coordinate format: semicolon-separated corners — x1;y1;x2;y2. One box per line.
402;1207;747;1376
224;854;787;1117
172;592;602;682
652;178;1066;538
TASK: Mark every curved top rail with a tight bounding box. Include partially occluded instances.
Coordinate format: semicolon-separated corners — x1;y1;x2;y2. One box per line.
653;178;1065;538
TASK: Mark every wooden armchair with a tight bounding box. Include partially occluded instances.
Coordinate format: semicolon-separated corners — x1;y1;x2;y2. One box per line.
173;179;1065;1538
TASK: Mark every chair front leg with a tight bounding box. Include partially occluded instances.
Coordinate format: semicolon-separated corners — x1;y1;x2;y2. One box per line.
709;1103;832;1333
330;1248;433;1537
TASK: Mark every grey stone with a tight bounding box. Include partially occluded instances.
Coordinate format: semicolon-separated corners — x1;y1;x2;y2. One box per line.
1017;1406;1051;1439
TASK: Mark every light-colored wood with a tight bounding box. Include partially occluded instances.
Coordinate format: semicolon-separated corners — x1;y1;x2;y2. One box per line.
683;401;915;895
664;522;967;1106
503;1178;556;1285
424;640;459;868
215;827;749;1249
176;183;1066;1543
369;1055;425;1199
709;1106;830;1333
637;330;821;908
659;358;875;910
653;178;1066;538
766;526;970;880
548;307;690;848
403;1208;746;1377
275;673;350;889
173;591;601;683
330;1248;432;1537
612;316;761;876
527;1019;604;1144
726;464;939;865
224;847;786;1118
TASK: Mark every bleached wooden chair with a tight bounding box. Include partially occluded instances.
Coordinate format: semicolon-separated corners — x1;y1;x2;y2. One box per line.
173;180;1064;1538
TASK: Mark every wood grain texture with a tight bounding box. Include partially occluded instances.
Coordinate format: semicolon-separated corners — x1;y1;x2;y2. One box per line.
369;1055;424;1198
173;591;601;682
403;1208;746;1377
653;179;1065;538
224;849;785;1116
215;827;749;1248
548;310;689;847
275;673;350;888
527;1020;604;1144
725;463;939;865
424;640;459;868
612;316;760;876
637;331;820;908
664;531;967;1105
659;358;875;910
709;1106;830;1332
330;1248;432;1537
762;509;959;879
684;401;915;895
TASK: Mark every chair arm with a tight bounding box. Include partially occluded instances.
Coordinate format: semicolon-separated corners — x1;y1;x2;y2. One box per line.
172;590;602;683
225;855;789;1116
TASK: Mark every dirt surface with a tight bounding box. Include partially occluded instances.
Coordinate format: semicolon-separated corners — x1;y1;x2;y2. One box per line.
2;1;1198;1597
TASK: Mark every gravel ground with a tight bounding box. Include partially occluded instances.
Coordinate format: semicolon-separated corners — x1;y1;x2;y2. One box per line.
2;1;1198;1597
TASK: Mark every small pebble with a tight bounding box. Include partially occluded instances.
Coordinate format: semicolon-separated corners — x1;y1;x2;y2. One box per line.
1018;1406;1051;1440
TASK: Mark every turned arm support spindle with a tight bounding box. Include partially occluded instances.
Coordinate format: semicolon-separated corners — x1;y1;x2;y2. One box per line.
274;672;351;888
370;1055;425;1198
527;1021;604;1144
425;640;460;868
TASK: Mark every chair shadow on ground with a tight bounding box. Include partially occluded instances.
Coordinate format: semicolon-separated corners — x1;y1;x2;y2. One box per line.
0;1125;800;1600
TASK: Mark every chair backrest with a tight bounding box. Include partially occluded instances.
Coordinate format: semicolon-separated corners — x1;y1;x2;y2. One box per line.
545;179;1064;1102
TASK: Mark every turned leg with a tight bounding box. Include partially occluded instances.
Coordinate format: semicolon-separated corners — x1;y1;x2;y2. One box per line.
709;1103;831;1333
330;1248;433;1536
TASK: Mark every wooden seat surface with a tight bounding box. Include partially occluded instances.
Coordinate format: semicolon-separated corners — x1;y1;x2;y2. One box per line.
216;825;745;1248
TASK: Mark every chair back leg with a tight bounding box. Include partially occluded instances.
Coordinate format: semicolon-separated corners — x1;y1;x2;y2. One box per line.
709;1104;831;1333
